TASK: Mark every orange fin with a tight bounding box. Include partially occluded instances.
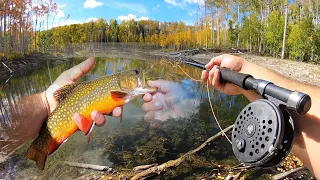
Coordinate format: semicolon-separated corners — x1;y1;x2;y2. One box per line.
77;114;94;135
110;91;128;100
24;140;48;170
86;122;95;143
53;84;78;103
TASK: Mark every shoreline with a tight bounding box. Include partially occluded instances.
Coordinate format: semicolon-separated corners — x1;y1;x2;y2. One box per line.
0;53;68;83
1;44;319;86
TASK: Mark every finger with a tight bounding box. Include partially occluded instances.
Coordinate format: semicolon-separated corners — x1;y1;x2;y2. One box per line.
74;113;91;133
208;65;218;85
91;110;106;126
201;70;208;82
147;80;177;93
64;57;95;82
112;107;122;117
143;93;153;102
212;69;222;89
142;100;163;112
205;55;224;69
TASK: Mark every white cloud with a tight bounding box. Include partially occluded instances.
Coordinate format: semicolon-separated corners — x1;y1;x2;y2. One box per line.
118;14;149;22
164;0;183;7
184;0;204;4
84;0;102;8
85;17;98;22
188;10;196;16
152;4;160;11
164;0;204;8
55;4;66;19
52;19;82;28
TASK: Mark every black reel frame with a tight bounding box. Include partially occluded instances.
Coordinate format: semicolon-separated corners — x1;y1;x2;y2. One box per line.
182;61;311;167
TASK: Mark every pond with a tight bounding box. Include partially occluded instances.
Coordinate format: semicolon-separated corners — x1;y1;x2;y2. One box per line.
0;56;251;179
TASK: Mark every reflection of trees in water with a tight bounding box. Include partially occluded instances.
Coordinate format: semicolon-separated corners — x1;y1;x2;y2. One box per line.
0;57;252;179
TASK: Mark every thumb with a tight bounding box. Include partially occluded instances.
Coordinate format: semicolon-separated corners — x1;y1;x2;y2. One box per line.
63;57;95;82
147;80;178;93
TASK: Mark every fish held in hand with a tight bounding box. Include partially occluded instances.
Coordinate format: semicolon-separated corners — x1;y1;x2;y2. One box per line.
24;69;156;169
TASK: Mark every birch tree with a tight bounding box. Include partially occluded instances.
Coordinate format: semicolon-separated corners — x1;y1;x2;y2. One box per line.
281;1;289;59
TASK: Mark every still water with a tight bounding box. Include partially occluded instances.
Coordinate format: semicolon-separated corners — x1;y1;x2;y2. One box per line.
0;57;249;179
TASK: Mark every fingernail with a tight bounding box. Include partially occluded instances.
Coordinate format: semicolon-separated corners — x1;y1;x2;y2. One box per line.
92;110;99;120
155;101;162;107
74;113;81;121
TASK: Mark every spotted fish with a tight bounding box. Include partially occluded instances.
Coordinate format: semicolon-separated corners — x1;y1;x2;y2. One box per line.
24;69;156;169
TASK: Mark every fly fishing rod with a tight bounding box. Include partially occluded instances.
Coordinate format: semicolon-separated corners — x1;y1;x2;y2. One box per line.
182;60;312;167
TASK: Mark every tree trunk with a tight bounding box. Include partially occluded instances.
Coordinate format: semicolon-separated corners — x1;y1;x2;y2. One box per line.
281;2;288;59
4;0;8;58
224;21;227;47
205;4;208;49
0;11;2;61
236;3;240;49
35;15;37;51
217;13;220;47
211;16;214;47
20;10;23;54
259;2;264;53
46;4;50;53
317;0;319;29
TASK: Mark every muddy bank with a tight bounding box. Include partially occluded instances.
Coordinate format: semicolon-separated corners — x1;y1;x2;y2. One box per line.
74;44;319;86
2;44;319;86
0;53;68;83
150;48;320;86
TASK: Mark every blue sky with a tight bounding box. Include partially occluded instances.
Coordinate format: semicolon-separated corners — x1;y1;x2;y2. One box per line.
48;0;204;28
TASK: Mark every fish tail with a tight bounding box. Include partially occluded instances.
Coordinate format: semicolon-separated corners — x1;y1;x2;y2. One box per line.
24;139;48;170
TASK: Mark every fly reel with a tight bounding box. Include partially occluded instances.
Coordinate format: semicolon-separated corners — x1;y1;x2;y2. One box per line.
182;61;311;167
231;99;294;167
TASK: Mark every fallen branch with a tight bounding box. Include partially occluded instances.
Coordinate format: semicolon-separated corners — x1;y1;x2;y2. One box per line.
133;163;158;172
63;161;114;173
273;167;306;180
1;62;13;73
225;170;246;180
131;125;234;180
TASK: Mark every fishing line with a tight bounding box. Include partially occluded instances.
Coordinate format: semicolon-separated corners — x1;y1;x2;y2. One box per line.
206;81;232;144
166;60;232;145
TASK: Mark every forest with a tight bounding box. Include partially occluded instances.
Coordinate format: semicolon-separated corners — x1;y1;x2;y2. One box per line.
1;0;320;63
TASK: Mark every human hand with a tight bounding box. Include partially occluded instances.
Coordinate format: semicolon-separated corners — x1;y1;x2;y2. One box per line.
43;57;122;128
201;54;248;95
142;80;199;127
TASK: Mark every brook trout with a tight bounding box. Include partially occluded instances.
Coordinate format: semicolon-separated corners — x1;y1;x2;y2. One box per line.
25;69;156;169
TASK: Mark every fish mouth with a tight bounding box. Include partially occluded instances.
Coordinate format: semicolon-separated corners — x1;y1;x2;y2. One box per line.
125;87;157;103
130;87;157;97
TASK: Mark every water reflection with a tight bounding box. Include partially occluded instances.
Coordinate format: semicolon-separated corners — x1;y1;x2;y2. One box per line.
0;57;249;179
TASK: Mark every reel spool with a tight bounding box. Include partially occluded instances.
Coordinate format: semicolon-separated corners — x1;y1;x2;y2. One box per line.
231;99;294;167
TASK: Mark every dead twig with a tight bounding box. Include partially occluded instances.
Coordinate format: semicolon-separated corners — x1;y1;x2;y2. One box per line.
273;166;306;180
63;161;114;173
130;125;234;180
133;163;158;172
1;62;13;73
224;170;246;180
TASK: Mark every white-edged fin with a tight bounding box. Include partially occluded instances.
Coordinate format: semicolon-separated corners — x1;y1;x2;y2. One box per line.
86;121;95;143
50;138;69;156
